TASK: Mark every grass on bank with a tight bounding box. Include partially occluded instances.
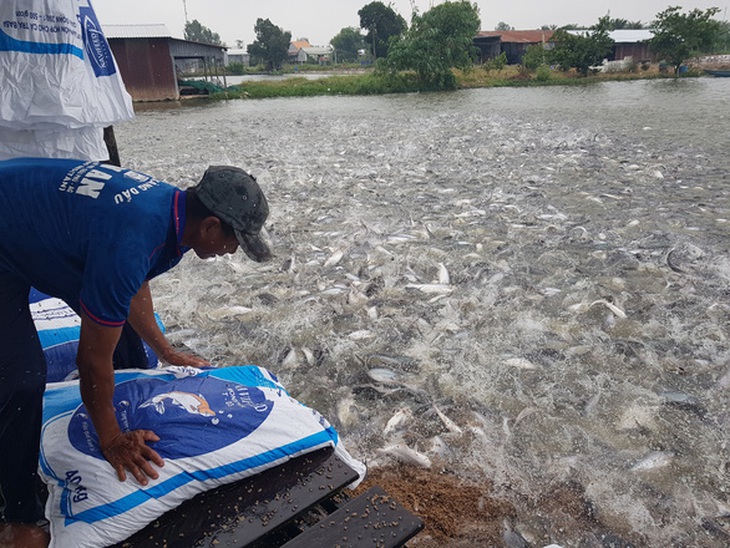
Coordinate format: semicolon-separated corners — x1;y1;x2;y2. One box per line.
209;64;708;101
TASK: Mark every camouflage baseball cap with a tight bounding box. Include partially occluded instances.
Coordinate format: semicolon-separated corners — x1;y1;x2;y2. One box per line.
195;166;271;262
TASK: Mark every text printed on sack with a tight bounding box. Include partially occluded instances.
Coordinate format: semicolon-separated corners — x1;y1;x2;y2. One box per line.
3;10;80;40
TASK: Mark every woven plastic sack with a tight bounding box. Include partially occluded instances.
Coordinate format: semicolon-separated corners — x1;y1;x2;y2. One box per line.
39;366;366;547
0;0;133;160
29;289;159;382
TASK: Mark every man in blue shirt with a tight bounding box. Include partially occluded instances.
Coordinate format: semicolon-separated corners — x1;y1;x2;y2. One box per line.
0;158;271;546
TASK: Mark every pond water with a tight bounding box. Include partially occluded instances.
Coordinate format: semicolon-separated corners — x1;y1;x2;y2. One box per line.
118;78;730;546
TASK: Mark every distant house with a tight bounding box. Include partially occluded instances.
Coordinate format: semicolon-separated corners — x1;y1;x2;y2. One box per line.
475;28;655;66
565;29;654;62
104;23;226;101
608;29;654;62
289;39;312;63
289;39;333;65
225;48;250;67
301;46;333;65
474;30;555;65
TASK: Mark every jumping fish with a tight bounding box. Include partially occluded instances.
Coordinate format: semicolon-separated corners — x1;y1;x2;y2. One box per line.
630;451;674;471
367;367;402;384
405;283;453;295
383;408;413;436
377;443;432;468
433;405;463;435
589;299;627;318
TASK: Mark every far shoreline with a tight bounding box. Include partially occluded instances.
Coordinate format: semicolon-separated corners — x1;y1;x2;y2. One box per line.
162;61;729;104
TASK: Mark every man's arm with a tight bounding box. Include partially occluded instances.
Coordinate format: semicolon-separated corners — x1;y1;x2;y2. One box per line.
127;281;210;367
76;312;164;485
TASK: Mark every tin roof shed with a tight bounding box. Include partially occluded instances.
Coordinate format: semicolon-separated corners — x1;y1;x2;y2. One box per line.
102;24;226;101
103;23;172;39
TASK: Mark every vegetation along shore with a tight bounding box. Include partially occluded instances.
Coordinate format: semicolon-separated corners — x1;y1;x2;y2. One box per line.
175;2;730;102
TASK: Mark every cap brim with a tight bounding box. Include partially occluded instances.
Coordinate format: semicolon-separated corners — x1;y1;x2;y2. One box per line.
235;229;272;263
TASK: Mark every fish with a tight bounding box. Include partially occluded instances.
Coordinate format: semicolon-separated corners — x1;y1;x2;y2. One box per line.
281;347;300;369
383;408;413;436
377;443;432;468
348;329;375;340
718;367;730;389
630;451;674;471
405;283;453;295
367;367;402;384
433;405;463;435
660;390;706;418
301;346;316;366
205;305;253;320
324;250;344;267
589;299;627;318
503;357;539;370
386;234;418;245
336;396;361;430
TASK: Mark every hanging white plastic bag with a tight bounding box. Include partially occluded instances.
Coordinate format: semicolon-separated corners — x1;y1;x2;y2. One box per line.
0;0;133;160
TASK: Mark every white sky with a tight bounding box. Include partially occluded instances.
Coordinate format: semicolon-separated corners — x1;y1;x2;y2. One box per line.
92;0;729;47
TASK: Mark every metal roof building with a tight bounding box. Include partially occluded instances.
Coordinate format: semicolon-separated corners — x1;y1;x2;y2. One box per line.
476;28;656;66
103;24;227;102
474;30;555;64
566;29;655;62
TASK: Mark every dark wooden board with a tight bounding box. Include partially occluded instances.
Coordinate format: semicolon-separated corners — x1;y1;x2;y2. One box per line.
115;446;360;548
280;486;424;548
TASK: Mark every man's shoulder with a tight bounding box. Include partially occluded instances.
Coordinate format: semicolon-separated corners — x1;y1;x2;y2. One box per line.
0;156;86;173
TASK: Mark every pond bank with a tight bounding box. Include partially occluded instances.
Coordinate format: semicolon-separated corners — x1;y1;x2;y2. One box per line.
190;65;711;101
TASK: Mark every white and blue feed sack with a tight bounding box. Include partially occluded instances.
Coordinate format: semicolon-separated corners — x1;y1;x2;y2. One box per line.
0;0;134;160
30;289;159;382
40;365;366;547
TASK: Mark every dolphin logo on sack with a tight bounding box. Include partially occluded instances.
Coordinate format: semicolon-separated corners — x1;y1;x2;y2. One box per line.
69;375;275;459
139;391;216;417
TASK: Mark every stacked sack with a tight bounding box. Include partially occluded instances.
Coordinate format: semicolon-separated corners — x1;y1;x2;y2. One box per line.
0;0;133;160
30;288;160;382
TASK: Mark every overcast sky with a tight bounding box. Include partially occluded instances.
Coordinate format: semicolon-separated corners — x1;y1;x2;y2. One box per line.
92;0;728;48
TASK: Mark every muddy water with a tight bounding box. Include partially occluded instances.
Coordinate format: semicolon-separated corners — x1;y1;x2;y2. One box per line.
118;79;729;546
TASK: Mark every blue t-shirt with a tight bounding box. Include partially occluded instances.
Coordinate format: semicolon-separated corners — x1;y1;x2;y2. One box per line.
0;158;189;327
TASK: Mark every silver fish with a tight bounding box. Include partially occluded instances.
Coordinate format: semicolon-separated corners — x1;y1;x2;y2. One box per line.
630;451;674;471
377;443;432;468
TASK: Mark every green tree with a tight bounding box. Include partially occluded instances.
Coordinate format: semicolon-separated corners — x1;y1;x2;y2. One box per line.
331;27;366;63
358;2;407;59
485;51;507;72
604;17;646;30
717;21;730;52
550;16;614;76
184;19;223;46
649;6;722;74
495;21;513;31
247;18;292;71
522;43;548;70
383;0;481;90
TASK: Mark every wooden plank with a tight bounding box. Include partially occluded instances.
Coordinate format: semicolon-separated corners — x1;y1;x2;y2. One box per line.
280;486;424;548
115;446;360;548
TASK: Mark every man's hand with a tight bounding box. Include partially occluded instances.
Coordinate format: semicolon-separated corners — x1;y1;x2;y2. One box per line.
159;347;211;367
101;430;164;485
128;282;212;367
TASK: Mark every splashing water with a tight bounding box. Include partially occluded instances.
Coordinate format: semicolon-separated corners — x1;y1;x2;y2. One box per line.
121;80;730;546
